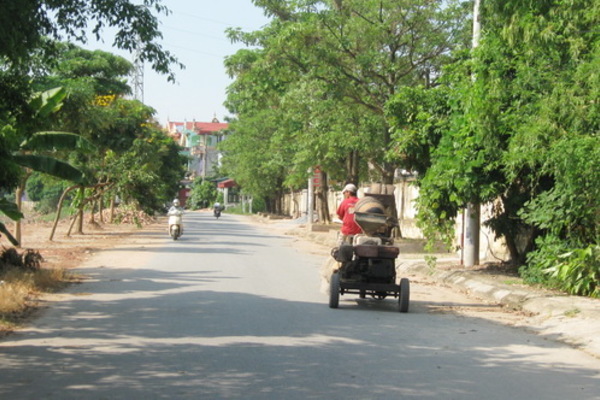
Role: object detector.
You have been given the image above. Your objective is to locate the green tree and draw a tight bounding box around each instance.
[33,45,186,218]
[223,0,470,214]
[0,0,180,80]
[104,125,187,214]
[231,0,471,183]
[187,179,218,210]
[396,0,599,289]
[0,1,182,221]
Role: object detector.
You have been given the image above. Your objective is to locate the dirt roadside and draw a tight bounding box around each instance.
[1,218,164,272]
[0,216,166,335]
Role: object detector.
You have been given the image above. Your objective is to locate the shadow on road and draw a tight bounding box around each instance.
[1,264,599,399]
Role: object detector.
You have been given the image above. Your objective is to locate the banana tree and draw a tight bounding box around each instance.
[0,88,93,246]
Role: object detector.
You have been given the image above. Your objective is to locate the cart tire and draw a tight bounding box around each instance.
[329,272,340,309]
[399,278,410,313]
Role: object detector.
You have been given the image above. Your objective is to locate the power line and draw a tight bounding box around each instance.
[169,10,266,31]
[163,43,226,59]
[162,25,230,43]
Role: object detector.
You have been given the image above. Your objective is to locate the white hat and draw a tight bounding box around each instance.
[342,183,357,193]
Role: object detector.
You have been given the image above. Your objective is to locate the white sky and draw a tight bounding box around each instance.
[83,0,270,125]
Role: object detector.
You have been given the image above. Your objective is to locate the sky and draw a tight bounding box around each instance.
[83,0,270,126]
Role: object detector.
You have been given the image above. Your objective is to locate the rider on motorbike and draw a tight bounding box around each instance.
[168,199,183,215]
[168,199,184,237]
[213,202,223,218]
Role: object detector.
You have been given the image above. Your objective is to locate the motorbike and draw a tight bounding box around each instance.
[168,208,183,240]
[213,204,223,219]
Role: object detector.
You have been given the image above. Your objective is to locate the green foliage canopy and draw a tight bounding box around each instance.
[223,0,471,205]
[395,0,599,294]
[0,0,181,80]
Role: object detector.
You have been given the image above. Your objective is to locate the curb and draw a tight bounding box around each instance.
[400,261,600,359]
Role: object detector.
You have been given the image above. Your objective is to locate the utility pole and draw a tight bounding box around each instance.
[463,0,482,267]
[132,39,144,102]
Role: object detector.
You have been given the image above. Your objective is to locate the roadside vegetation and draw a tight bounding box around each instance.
[0,0,186,329]
[1,1,187,247]
[0,247,74,333]
[221,1,599,297]
[186,178,221,210]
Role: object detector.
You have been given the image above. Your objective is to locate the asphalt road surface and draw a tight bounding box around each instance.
[1,212,599,399]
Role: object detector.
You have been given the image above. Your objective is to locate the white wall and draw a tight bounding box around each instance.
[280,180,509,263]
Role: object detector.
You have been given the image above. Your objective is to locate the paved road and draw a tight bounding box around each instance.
[1,212,599,399]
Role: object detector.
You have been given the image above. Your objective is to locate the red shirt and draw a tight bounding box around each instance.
[337,196,362,235]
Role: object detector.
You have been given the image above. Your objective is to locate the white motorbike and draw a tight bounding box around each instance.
[168,208,183,240]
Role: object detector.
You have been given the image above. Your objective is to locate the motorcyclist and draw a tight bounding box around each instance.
[168,199,183,216]
[213,202,223,217]
[168,199,184,236]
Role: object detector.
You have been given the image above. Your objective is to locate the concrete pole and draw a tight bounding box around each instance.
[472,0,481,48]
[464,203,480,266]
[463,0,482,267]
[203,134,208,178]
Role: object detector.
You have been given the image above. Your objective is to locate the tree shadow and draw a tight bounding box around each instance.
[1,271,599,399]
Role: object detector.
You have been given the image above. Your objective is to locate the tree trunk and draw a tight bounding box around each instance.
[49,185,80,241]
[109,196,116,223]
[14,184,24,247]
[381,160,396,185]
[504,234,521,266]
[276,191,283,215]
[76,187,85,234]
[99,194,104,223]
[89,196,96,224]
[346,150,360,184]
[13,171,32,247]
[67,212,78,236]
[316,170,331,223]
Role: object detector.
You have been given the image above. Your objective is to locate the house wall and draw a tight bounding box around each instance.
[280,180,509,263]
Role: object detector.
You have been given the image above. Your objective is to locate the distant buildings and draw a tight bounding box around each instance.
[166,117,239,207]
[165,117,229,179]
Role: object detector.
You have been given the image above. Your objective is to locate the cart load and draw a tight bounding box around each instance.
[329,190,409,312]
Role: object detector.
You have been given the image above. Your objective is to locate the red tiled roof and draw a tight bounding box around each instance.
[167,120,228,135]
[217,178,236,189]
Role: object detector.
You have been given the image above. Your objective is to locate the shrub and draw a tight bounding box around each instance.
[522,236,600,297]
[187,179,218,210]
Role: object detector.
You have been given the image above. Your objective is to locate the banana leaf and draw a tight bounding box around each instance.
[12,154,86,183]
[0,222,19,246]
[28,87,67,118]
[20,131,95,152]
[0,199,21,246]
[0,198,23,221]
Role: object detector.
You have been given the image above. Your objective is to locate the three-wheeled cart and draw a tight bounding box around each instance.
[329,193,410,312]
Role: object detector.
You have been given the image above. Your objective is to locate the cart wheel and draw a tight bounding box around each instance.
[329,272,340,309]
[399,278,410,313]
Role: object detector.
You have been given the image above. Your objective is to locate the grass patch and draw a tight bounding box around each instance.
[0,256,75,333]
[222,205,252,215]
[501,279,522,285]
[564,308,581,318]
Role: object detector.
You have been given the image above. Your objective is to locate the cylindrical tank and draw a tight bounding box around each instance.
[354,197,387,236]
[355,197,385,215]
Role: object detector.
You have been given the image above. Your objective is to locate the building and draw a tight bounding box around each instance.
[166,117,229,179]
